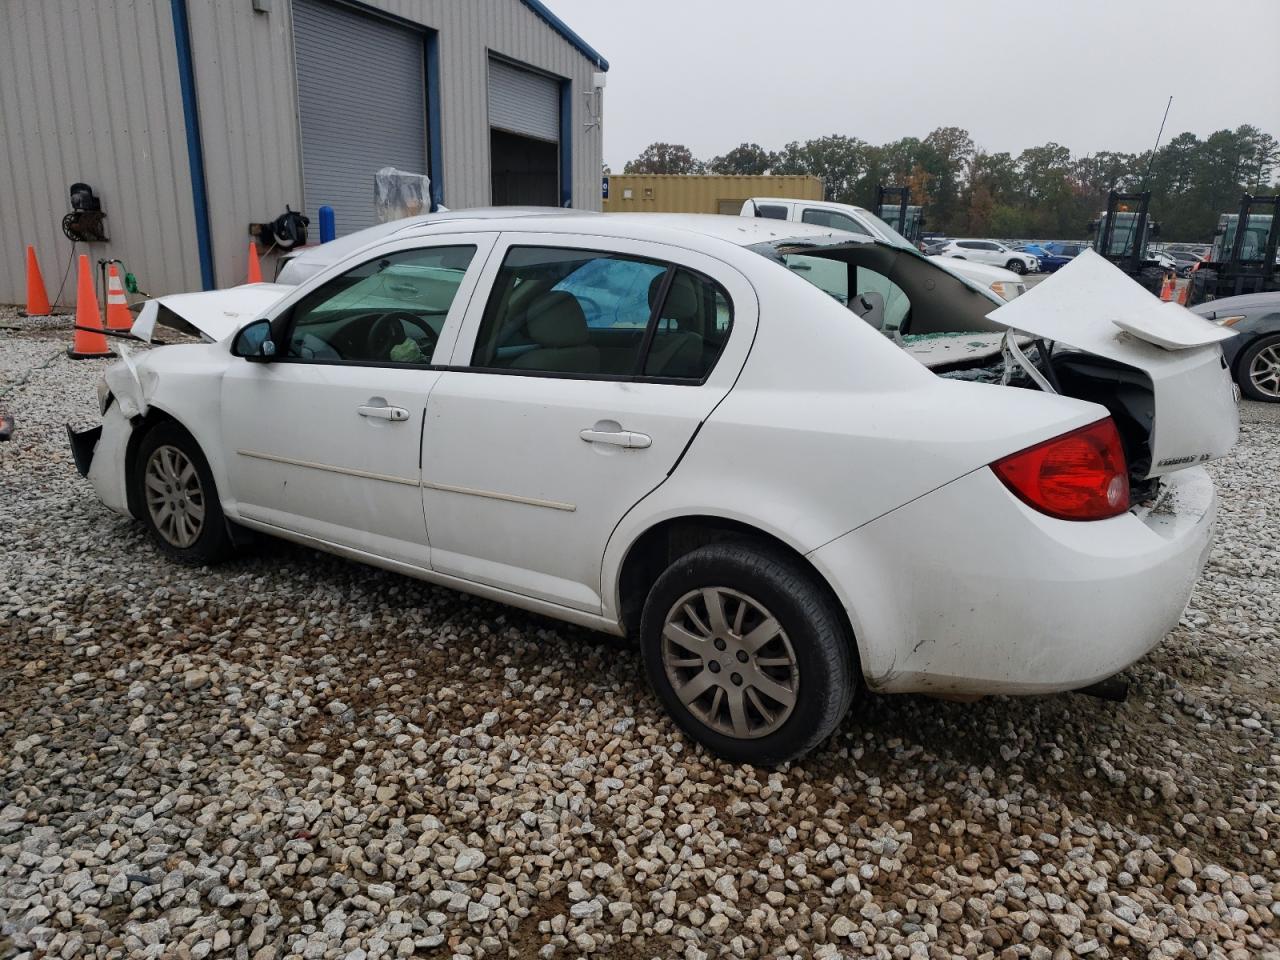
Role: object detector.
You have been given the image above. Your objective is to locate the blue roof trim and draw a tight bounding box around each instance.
[519,0,608,70]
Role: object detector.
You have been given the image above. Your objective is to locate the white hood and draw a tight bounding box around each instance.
[989,250,1238,479]
[931,257,1022,284]
[131,283,292,343]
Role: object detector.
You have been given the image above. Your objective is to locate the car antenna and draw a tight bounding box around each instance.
[1141,95,1173,189]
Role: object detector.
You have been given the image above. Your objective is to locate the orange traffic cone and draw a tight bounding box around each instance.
[23,244,52,316]
[67,255,112,359]
[246,242,262,284]
[1158,275,1173,301]
[105,264,132,331]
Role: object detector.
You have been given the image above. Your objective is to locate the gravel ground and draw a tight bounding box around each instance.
[1,307,1277,960]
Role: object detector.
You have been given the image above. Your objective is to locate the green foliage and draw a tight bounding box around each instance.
[708,143,776,176]
[621,124,1278,241]
[623,142,705,175]
[772,135,870,203]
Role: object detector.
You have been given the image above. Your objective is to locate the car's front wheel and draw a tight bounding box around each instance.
[640,543,856,765]
[1006,259,1027,275]
[1238,334,1280,403]
[133,421,234,563]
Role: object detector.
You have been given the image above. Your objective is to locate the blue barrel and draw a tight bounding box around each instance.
[319,206,336,243]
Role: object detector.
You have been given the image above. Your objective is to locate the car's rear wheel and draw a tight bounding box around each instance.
[640,542,856,765]
[134,421,234,563]
[1006,259,1027,275]
[1239,334,1280,402]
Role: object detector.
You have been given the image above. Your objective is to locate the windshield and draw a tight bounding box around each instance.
[857,209,916,250]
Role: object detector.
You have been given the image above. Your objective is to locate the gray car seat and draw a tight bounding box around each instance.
[509,290,600,373]
[645,272,705,377]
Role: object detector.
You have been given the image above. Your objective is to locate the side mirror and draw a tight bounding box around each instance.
[1086,220,1099,235]
[232,318,276,362]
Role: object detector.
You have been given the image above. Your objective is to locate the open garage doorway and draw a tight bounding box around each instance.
[490,129,558,206]
[488,57,564,208]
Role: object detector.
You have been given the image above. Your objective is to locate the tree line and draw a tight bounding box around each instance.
[619,126,1280,242]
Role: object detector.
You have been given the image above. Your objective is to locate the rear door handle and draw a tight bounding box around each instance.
[579,428,651,449]
[358,403,410,422]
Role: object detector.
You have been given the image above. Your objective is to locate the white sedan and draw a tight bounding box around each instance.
[70,212,1238,764]
[934,238,1040,275]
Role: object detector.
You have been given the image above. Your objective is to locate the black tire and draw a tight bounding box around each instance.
[1137,266,1167,295]
[1005,259,1027,275]
[1190,268,1218,305]
[639,542,857,765]
[133,421,235,563]
[1237,334,1280,403]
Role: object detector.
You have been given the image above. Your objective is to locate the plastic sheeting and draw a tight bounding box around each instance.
[374,167,432,223]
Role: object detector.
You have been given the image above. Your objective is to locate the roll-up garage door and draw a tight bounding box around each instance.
[293,0,428,235]
[488,58,560,142]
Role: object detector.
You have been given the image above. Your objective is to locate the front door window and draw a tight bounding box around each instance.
[282,246,477,365]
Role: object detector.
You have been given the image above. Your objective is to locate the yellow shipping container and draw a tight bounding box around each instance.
[602,174,824,215]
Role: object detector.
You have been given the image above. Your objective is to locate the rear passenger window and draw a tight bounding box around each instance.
[801,209,871,237]
[755,204,788,220]
[470,247,733,382]
[643,269,732,379]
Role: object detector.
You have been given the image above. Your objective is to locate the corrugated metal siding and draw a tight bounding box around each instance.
[488,58,559,142]
[293,0,428,236]
[0,0,201,304]
[184,0,602,286]
[603,176,826,214]
[183,1,306,287]
[0,0,604,301]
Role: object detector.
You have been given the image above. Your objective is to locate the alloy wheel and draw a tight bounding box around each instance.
[1249,344,1280,398]
[661,587,799,740]
[144,445,206,548]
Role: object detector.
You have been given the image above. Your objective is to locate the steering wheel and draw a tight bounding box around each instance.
[367,311,439,360]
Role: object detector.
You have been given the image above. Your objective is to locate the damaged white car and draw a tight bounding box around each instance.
[68,212,1238,764]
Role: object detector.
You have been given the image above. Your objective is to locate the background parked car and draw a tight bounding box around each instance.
[1189,290,1280,401]
[1166,249,1204,276]
[1015,244,1072,273]
[933,239,1039,275]
[1042,241,1090,259]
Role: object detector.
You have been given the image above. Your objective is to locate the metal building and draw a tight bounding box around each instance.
[0,0,607,303]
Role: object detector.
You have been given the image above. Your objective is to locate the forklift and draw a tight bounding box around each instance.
[875,185,926,247]
[1087,190,1169,295]
[1189,194,1280,304]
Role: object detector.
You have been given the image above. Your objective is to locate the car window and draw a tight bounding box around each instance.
[783,254,848,303]
[754,204,788,220]
[801,208,872,237]
[956,241,977,249]
[642,268,733,380]
[855,266,911,332]
[470,246,733,381]
[282,245,475,364]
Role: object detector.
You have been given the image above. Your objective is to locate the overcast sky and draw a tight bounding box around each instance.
[549,0,1280,169]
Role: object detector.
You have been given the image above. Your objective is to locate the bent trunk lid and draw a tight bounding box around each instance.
[131,283,291,343]
[987,251,1238,479]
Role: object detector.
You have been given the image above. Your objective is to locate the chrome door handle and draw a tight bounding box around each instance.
[579,428,651,449]
[357,403,410,421]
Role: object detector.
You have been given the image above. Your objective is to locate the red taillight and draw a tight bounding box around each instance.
[991,418,1130,521]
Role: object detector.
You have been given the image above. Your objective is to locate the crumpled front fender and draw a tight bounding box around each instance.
[103,346,150,418]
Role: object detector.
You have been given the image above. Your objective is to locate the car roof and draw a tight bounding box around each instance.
[278,210,869,284]
[748,197,874,214]
[395,210,855,248]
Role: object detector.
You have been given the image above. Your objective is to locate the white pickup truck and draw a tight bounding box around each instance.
[741,197,1027,301]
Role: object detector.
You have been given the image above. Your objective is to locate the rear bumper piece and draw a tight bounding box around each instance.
[66,424,102,477]
[809,466,1217,696]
